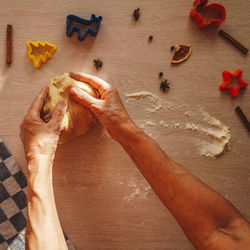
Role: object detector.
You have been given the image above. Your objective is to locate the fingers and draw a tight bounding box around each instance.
[70,87,100,109]
[28,85,49,117]
[50,100,67,128]
[69,72,111,96]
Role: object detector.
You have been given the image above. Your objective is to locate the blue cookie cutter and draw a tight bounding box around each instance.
[66,14,102,41]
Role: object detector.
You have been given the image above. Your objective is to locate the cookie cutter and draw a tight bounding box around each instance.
[190,0,226,28]
[27,41,56,68]
[219,69,248,98]
[66,14,102,41]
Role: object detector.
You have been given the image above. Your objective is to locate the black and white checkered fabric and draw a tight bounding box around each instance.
[0,138,27,249]
[0,138,75,250]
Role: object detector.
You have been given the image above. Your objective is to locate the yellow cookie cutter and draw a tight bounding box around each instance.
[27,41,56,68]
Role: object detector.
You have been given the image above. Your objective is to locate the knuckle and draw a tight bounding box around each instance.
[37,94,44,102]
[90,76,96,82]
[92,75,102,84]
[79,94,86,101]
[91,102,102,113]
[58,112,65,120]
[23,115,30,124]
[72,73,80,81]
[90,103,98,111]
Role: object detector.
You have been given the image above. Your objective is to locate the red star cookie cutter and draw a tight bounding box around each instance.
[190,0,226,28]
[219,70,248,98]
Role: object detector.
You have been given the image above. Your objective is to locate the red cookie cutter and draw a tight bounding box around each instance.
[190,0,226,28]
[219,69,248,98]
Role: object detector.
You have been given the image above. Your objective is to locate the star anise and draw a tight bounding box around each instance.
[160,79,170,92]
[133,8,140,21]
[93,58,103,70]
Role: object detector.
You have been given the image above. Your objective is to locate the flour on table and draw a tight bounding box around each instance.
[162,110,230,158]
[125,91,162,112]
[139,120,156,136]
[159,120,182,129]
[139,123,153,137]
[124,91,230,159]
[185,123,230,158]
[123,181,152,203]
[145,121,156,126]
[123,188,140,202]
[184,109,230,158]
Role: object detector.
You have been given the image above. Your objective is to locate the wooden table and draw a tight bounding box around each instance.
[0,0,249,249]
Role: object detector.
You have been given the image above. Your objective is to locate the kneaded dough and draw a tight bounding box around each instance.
[42,73,99,144]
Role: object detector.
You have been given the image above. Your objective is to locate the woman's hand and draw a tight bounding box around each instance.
[20,85,67,165]
[69,72,133,141]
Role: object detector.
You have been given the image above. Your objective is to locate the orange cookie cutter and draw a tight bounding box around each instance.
[190,0,226,28]
[27,41,56,68]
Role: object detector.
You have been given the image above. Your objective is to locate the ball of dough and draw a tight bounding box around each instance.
[42,73,99,144]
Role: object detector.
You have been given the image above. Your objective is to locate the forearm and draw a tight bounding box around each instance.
[26,156,67,250]
[114,119,248,248]
[67,72,249,248]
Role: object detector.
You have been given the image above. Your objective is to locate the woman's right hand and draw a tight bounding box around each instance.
[69,72,133,141]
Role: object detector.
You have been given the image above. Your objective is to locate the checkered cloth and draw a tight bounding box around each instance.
[0,138,75,250]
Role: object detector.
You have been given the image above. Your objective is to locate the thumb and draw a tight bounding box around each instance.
[50,100,67,126]
[70,87,99,108]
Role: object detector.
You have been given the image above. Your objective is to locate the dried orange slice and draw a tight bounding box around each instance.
[171,45,192,64]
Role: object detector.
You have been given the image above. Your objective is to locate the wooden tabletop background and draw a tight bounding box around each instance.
[0,0,249,249]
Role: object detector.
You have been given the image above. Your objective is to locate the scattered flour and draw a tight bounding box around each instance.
[139,123,152,137]
[145,121,156,126]
[185,123,230,158]
[159,120,168,127]
[123,188,141,202]
[185,109,225,128]
[124,91,231,159]
[183,108,230,158]
[125,91,162,112]
[159,121,182,129]
[123,181,152,203]
[139,120,156,136]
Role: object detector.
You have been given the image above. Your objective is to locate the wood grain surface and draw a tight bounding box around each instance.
[0,0,249,249]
